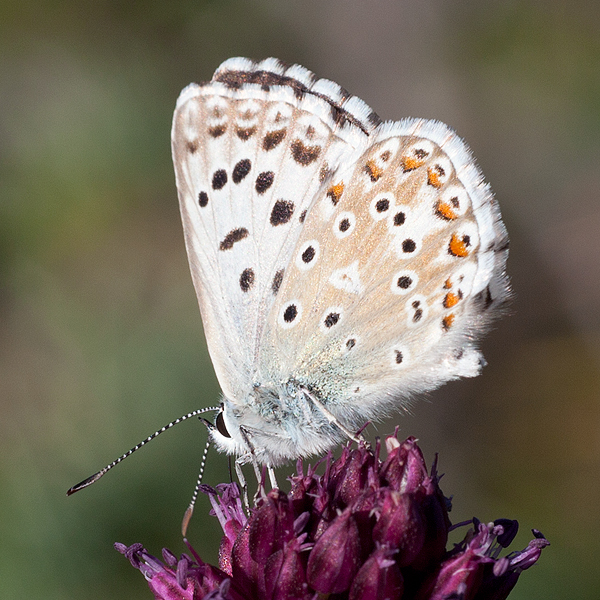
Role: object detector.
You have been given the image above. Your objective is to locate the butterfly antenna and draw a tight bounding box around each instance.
[66,407,220,496]
[181,430,212,536]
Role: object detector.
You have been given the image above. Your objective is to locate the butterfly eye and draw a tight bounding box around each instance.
[215,411,231,438]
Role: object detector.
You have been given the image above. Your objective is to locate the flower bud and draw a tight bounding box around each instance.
[380,435,427,493]
[231,522,264,598]
[417,544,488,600]
[248,490,295,563]
[349,545,404,600]
[306,508,362,593]
[372,490,426,567]
[264,537,311,600]
[327,442,375,508]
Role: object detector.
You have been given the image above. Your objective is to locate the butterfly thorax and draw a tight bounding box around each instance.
[211,379,344,466]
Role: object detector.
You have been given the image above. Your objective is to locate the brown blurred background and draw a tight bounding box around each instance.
[1,1,599,598]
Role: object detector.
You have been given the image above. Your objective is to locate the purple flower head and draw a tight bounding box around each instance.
[118,433,547,599]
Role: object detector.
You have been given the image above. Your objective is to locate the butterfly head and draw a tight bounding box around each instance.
[209,402,246,457]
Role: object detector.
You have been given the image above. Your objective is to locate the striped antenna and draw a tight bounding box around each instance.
[66,407,220,496]
[182,423,213,536]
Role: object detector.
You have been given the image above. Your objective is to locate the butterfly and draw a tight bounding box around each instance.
[170,57,509,468]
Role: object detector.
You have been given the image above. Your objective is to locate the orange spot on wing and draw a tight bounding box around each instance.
[449,234,470,257]
[435,200,458,220]
[365,160,383,182]
[401,156,425,172]
[427,166,444,188]
[327,182,345,205]
[443,292,460,309]
[442,314,455,331]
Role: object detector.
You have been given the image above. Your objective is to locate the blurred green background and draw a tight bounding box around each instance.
[1,1,599,598]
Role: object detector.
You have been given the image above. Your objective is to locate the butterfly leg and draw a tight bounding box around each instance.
[234,458,250,510]
[251,461,265,505]
[233,459,264,509]
[237,426,267,504]
[235,456,250,511]
[267,466,278,490]
[303,388,366,446]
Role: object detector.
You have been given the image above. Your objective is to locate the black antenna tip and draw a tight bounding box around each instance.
[66,471,104,496]
[181,504,194,537]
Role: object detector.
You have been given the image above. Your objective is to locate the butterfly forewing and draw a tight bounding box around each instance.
[172,60,375,401]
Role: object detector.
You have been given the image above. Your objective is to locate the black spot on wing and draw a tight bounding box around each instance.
[272,269,284,295]
[232,159,251,183]
[219,228,249,251]
[396,276,412,289]
[283,304,298,323]
[270,200,294,225]
[393,212,405,226]
[212,169,228,190]
[239,268,255,292]
[198,191,209,207]
[236,127,256,140]
[376,198,390,212]
[208,125,226,138]
[255,171,275,194]
[302,246,316,263]
[263,129,287,151]
[402,239,416,253]
[291,140,321,165]
[324,312,340,328]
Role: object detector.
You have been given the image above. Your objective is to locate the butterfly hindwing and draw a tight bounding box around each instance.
[259,119,508,428]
